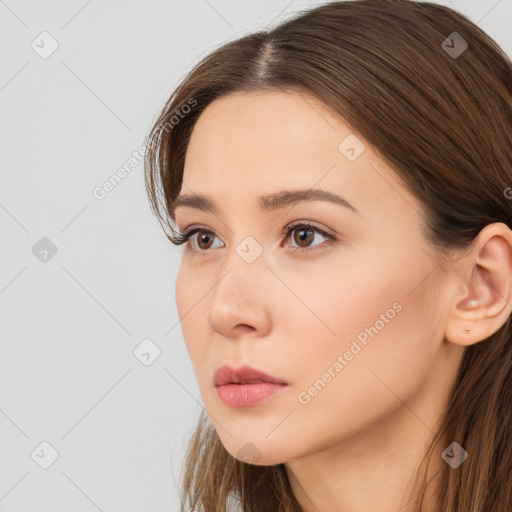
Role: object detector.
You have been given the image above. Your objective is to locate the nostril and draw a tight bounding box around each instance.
[233,324,255,335]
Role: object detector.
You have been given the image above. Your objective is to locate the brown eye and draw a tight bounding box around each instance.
[292,226,315,247]
[195,229,216,250]
[283,222,336,255]
[175,221,336,258]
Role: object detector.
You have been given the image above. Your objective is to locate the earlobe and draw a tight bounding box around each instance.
[444,223,512,347]
[445,293,483,346]
[462,300,479,335]
[458,300,476,335]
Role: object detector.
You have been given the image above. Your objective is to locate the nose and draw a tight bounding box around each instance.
[206,253,272,340]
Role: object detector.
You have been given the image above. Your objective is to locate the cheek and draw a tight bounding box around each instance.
[287,251,438,406]
[175,267,207,363]
[175,263,208,325]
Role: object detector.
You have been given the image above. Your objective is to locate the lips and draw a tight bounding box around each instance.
[213,364,288,387]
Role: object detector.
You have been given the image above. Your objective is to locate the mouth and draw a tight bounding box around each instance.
[213,364,288,387]
[213,364,288,407]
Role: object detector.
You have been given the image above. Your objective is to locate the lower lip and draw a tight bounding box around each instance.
[216,382,287,407]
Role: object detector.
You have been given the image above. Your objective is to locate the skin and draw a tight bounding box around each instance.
[173,90,512,512]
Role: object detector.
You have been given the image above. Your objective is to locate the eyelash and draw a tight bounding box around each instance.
[170,222,336,259]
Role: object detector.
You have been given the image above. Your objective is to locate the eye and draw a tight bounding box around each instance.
[170,221,337,257]
[282,222,336,254]
[172,227,222,252]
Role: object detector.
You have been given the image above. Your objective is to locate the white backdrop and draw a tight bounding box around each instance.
[1,1,510,510]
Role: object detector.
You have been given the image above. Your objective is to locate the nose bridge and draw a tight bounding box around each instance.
[207,236,269,329]
[213,236,266,301]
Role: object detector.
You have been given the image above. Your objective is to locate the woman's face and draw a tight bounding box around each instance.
[174,90,463,465]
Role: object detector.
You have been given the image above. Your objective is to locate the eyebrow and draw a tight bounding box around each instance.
[172,188,359,216]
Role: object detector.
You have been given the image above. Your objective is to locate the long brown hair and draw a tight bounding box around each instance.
[144,1,512,510]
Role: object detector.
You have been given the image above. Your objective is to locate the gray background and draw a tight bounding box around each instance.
[0,0,510,510]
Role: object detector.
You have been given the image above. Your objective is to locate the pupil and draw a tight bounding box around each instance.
[200,232,211,248]
[296,228,313,246]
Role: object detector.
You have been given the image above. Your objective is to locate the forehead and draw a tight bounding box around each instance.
[188,89,342,148]
[183,90,355,186]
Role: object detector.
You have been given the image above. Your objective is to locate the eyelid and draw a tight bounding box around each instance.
[281,220,334,239]
[176,220,333,238]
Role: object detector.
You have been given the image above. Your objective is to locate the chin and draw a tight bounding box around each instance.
[221,438,290,466]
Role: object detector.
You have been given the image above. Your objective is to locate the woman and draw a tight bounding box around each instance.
[144,0,512,510]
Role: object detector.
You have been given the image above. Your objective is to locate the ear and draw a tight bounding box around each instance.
[444,222,512,346]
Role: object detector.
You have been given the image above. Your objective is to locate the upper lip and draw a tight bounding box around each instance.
[213,364,288,386]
